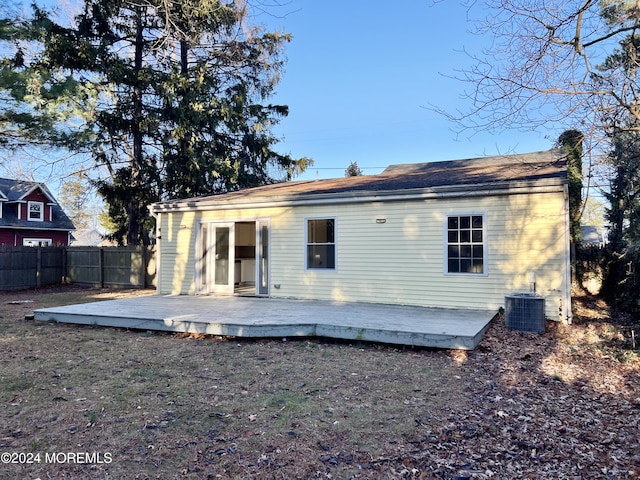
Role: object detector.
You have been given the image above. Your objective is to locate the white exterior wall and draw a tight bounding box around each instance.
[156,188,570,320]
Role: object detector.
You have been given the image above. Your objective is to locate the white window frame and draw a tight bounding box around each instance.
[28,201,44,222]
[23,238,52,247]
[305,217,337,271]
[444,213,488,276]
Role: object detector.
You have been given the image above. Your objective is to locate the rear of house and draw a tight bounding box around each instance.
[150,150,571,322]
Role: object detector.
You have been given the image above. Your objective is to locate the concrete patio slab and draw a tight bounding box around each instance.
[34,295,496,350]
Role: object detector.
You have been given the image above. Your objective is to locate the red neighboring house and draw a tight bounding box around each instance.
[0,178,75,246]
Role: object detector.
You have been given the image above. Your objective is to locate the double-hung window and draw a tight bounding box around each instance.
[446,214,486,274]
[28,201,44,221]
[306,218,336,270]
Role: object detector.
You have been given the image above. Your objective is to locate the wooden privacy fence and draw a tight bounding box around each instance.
[0,246,66,290]
[66,246,156,287]
[0,246,156,290]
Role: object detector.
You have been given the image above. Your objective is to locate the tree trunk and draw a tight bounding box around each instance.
[128,5,145,246]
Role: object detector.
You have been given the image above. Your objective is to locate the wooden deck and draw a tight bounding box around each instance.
[34,295,496,350]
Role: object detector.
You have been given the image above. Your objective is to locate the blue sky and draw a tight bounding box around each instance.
[258,1,557,180]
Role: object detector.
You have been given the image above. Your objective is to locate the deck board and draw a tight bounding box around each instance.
[34,295,496,350]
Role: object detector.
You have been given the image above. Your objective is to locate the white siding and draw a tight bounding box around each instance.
[156,189,569,320]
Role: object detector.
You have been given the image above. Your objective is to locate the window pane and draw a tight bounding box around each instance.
[448,259,460,273]
[308,219,334,244]
[473,245,483,258]
[460,245,471,257]
[448,231,458,243]
[460,216,471,229]
[460,259,472,273]
[472,230,483,243]
[460,230,470,243]
[472,259,484,273]
[448,245,460,257]
[448,217,458,229]
[472,216,483,228]
[307,245,335,269]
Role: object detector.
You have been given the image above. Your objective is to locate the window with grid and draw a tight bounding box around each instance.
[447,215,485,274]
[28,201,44,221]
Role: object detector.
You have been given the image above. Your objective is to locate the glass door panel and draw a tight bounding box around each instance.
[214,226,230,286]
[212,224,234,294]
[199,222,235,294]
[256,220,269,296]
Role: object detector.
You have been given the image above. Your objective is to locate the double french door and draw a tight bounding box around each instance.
[198,220,269,296]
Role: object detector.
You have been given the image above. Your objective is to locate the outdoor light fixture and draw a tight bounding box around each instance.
[376,218,386,224]
[528,272,536,292]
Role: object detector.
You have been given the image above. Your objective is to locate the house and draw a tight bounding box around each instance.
[70,228,117,247]
[0,178,75,246]
[149,150,572,322]
[580,225,605,248]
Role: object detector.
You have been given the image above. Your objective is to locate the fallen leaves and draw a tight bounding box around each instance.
[0,287,638,479]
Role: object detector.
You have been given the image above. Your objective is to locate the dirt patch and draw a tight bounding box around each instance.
[0,286,639,479]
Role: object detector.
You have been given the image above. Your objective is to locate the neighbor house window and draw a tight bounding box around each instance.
[23,238,52,247]
[446,215,486,274]
[306,218,336,269]
[28,201,44,221]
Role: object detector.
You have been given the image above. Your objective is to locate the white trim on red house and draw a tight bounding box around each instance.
[16,183,57,204]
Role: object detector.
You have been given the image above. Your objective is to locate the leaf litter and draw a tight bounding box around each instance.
[0,285,638,479]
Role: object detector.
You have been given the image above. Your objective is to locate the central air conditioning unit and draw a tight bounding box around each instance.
[504,292,545,334]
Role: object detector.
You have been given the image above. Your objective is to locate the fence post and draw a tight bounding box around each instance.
[62,247,67,284]
[36,246,42,288]
[99,247,105,288]
[141,246,147,288]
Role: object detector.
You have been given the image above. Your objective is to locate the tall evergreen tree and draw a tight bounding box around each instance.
[156,0,310,199]
[0,0,309,245]
[0,9,92,149]
[601,127,640,307]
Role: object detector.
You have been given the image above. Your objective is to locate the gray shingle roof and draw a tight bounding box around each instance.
[0,178,75,231]
[151,149,568,212]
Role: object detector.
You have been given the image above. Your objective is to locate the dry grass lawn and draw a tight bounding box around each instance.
[0,285,639,479]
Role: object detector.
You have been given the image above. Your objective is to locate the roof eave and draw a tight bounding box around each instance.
[149,177,567,214]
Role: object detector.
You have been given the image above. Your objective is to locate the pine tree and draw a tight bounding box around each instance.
[0,0,310,244]
[345,161,363,177]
